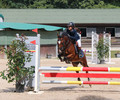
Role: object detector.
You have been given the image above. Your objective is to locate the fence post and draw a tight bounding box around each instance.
[34,45,40,92]
[92,32,98,63]
[103,33,111,63]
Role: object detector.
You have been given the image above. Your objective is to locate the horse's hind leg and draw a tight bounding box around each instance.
[82,62,91,87]
[72,62,81,84]
[76,71,81,81]
[86,65,90,81]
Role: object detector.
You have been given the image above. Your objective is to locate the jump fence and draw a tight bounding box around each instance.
[39,67,120,72]
[42,80,120,85]
[33,66,120,92]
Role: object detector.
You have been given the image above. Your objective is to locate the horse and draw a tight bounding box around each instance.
[57,31,91,86]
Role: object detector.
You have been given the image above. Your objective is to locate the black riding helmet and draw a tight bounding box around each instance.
[67,22,75,28]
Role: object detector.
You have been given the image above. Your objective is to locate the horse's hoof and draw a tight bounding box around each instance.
[60,59,64,62]
[89,84,92,88]
[66,61,71,64]
[79,84,84,88]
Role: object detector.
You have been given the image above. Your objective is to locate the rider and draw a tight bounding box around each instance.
[64,22,83,58]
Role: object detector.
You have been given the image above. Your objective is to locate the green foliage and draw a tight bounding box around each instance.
[0,37,34,84]
[96,37,109,61]
[29,0,54,8]
[1,0,34,8]
[111,51,120,58]
[0,0,120,8]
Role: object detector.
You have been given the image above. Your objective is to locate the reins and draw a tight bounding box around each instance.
[61,35,76,59]
[62,36,71,51]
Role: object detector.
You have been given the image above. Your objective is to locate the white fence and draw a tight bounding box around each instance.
[91,32,111,64]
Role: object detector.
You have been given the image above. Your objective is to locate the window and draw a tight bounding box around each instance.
[78,27,86,37]
[106,27,115,37]
[115,28,120,37]
[86,28,96,38]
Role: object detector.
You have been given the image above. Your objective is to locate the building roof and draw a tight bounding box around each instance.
[0,9,120,24]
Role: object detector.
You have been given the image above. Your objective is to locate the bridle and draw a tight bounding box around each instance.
[58,35,71,54]
[57,33,77,61]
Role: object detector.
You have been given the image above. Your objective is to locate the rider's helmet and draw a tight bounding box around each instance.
[67,22,75,28]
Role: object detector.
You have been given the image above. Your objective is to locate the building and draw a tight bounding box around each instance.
[0,9,120,58]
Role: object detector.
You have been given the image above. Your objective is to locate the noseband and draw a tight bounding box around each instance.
[58,36,71,52]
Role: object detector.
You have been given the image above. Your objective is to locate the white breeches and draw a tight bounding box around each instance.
[77,39,81,47]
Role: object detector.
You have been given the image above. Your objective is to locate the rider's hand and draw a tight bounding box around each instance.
[67,34,71,38]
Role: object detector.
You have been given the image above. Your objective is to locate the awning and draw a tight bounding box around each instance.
[0,14,4,20]
[0,22,65,31]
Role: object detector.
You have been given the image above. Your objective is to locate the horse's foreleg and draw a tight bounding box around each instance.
[58,54,64,62]
[66,54,74,61]
[66,54,73,58]
[63,54,74,64]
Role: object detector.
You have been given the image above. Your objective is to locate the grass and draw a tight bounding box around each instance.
[111,51,120,58]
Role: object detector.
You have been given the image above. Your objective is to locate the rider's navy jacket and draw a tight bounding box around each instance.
[64,29,80,41]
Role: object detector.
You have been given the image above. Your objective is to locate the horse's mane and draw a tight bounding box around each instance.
[58,31,68,38]
[58,31,76,45]
[74,27,81,33]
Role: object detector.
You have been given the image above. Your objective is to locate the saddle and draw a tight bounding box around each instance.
[74,44,84,58]
[68,35,84,58]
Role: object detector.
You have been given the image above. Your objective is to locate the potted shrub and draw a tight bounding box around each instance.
[0,36,34,92]
[96,36,109,64]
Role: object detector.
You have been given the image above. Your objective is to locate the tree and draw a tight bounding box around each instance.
[0,0,120,8]
[0,35,34,92]
[29,0,54,8]
[96,34,109,64]
[1,0,35,8]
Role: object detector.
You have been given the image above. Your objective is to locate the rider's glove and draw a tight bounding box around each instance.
[67,34,71,38]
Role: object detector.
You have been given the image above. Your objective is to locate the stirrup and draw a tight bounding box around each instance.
[79,50,84,58]
[79,54,84,58]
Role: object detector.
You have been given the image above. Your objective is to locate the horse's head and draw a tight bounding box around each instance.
[57,32,69,54]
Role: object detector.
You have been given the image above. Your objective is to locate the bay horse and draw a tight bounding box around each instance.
[57,31,91,86]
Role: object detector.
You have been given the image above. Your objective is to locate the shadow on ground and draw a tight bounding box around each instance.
[0,88,15,93]
[77,95,112,100]
[45,86,120,94]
